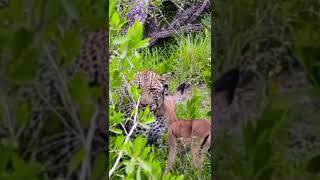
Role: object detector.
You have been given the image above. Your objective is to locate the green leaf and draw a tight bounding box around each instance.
[69,147,86,172]
[133,39,150,49]
[15,102,31,128]
[113,36,128,45]
[115,135,125,149]
[110,110,123,125]
[111,70,121,88]
[108,0,116,18]
[9,27,33,57]
[0,28,10,51]
[11,153,43,180]
[9,0,24,22]
[125,161,135,175]
[253,141,272,174]
[140,147,151,159]
[92,153,107,180]
[44,0,63,23]
[61,0,79,20]
[243,120,256,156]
[137,158,151,172]
[127,21,144,44]
[130,85,140,101]
[306,154,320,174]
[122,142,132,156]
[110,127,122,134]
[136,166,142,180]
[58,28,81,65]
[0,144,11,173]
[68,72,95,124]
[110,11,120,28]
[6,47,40,83]
[133,136,147,157]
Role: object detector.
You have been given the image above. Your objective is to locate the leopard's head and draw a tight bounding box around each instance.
[134,71,169,111]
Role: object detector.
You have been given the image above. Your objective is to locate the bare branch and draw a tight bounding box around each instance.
[109,97,140,178]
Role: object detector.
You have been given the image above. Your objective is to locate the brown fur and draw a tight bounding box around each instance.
[155,96,211,174]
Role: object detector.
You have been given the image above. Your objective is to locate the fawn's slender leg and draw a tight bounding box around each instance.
[164,133,177,174]
[191,136,202,169]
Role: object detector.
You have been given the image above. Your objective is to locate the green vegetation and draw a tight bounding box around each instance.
[214,0,320,179]
[0,0,106,179]
[109,0,211,179]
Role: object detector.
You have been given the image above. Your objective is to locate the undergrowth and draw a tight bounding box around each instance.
[109,0,211,179]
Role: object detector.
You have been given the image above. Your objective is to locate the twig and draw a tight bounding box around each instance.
[109,97,140,178]
[79,110,98,180]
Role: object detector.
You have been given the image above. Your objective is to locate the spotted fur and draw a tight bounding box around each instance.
[122,70,170,146]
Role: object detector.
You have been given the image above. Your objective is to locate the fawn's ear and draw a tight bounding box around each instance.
[176,82,191,95]
[213,68,240,105]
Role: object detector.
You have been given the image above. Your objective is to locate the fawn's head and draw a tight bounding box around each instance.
[155,95,176,116]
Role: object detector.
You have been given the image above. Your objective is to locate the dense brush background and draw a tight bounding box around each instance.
[214,0,320,179]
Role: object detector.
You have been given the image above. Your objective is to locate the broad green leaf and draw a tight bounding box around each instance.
[111,70,121,88]
[253,141,272,174]
[89,86,103,102]
[29,0,45,28]
[137,158,151,172]
[131,108,137,117]
[0,144,11,173]
[115,135,125,149]
[110,12,120,28]
[80,103,95,125]
[69,147,86,172]
[0,28,10,51]
[243,120,256,156]
[92,153,107,180]
[68,72,95,124]
[113,36,128,45]
[11,153,43,180]
[108,0,116,18]
[58,28,81,65]
[130,85,140,101]
[6,47,40,83]
[176,175,184,180]
[127,21,144,44]
[44,0,63,23]
[15,102,31,128]
[133,39,150,49]
[110,127,122,134]
[122,141,132,156]
[133,136,147,157]
[61,0,79,20]
[140,147,151,159]
[136,166,141,180]
[125,161,135,175]
[9,0,24,22]
[306,154,320,174]
[110,110,123,125]
[9,27,33,57]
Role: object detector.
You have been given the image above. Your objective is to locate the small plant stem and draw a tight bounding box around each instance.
[109,97,140,178]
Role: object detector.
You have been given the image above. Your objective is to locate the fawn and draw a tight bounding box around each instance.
[155,95,211,174]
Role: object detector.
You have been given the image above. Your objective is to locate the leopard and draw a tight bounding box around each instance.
[18,30,107,179]
[121,70,171,146]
